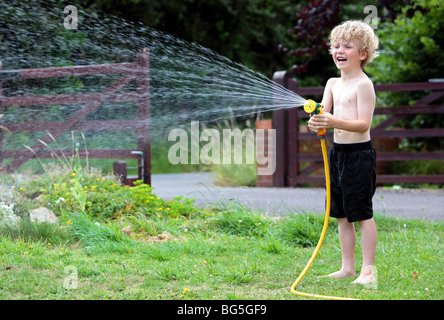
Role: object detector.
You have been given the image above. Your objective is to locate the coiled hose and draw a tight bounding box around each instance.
[290,136,357,300]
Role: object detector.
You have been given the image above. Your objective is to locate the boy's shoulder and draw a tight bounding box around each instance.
[327,74,374,89]
[326,77,340,85]
[325,77,340,89]
[355,74,375,93]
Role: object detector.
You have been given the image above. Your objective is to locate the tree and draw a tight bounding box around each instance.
[366,0,444,85]
[277,0,341,78]
[91,0,297,77]
[365,0,444,152]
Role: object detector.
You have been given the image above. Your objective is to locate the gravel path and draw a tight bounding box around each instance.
[151,172,443,221]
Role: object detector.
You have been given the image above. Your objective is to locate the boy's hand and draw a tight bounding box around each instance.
[308,113,335,132]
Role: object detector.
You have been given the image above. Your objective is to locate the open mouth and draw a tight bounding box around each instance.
[337,57,347,62]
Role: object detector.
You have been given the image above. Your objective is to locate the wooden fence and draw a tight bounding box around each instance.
[0,49,151,185]
[271,71,444,187]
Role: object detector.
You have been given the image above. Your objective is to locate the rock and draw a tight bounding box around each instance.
[121,226,135,238]
[0,201,20,227]
[29,207,58,224]
[145,231,174,243]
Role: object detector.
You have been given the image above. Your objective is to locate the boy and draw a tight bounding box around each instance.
[308,20,379,284]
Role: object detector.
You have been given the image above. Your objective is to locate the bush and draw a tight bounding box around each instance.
[277,213,334,248]
[208,200,273,238]
[12,165,338,251]
[19,169,201,221]
[366,0,444,155]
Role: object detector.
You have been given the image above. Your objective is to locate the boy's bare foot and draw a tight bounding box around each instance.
[352,265,377,285]
[324,269,356,279]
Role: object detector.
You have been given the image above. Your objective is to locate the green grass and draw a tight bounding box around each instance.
[0,169,442,300]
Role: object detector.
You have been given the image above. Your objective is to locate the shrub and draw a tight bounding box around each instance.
[18,168,202,222]
[208,200,273,238]
[277,213,334,248]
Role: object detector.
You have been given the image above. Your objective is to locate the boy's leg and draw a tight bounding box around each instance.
[327,218,356,278]
[352,218,377,284]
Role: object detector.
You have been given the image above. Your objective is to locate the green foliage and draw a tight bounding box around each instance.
[67,211,139,254]
[213,162,257,187]
[0,0,89,69]
[0,216,72,245]
[208,200,273,238]
[1,167,443,300]
[15,167,340,249]
[20,170,200,221]
[277,213,335,248]
[367,0,444,85]
[365,0,444,176]
[95,0,297,76]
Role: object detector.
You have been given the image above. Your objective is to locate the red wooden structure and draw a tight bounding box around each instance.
[271,71,444,187]
[0,49,151,185]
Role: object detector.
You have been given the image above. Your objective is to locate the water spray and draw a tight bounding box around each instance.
[289,99,356,300]
[1,0,355,299]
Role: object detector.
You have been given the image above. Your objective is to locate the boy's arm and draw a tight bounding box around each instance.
[307,78,335,133]
[320,78,335,113]
[312,79,375,133]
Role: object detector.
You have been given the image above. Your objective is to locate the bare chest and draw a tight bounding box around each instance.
[331,83,358,119]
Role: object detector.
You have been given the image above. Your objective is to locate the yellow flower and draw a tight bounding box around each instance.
[71,173,76,177]
[66,220,72,225]
[171,293,175,297]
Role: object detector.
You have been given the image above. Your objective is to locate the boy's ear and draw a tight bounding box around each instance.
[359,50,368,61]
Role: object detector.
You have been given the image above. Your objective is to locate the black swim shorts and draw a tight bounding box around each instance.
[328,140,376,222]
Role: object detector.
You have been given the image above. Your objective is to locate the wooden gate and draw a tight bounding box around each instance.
[272,71,444,187]
[0,49,151,185]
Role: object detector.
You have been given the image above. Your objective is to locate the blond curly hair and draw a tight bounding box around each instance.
[329,20,379,68]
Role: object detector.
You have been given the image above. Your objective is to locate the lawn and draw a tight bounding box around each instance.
[0,168,442,301]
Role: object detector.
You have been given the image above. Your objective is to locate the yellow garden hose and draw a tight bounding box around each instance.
[290,100,357,300]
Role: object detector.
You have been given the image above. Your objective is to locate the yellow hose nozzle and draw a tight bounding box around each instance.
[303,99,318,113]
[304,99,326,137]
